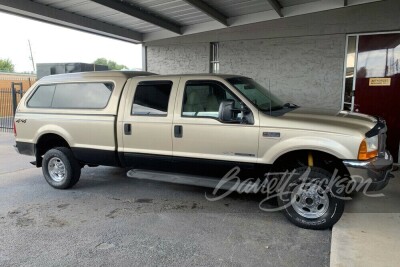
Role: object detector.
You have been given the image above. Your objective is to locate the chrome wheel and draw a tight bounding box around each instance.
[291,182,329,219]
[48,157,67,182]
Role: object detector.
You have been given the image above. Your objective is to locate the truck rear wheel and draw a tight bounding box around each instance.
[277,167,345,230]
[42,147,81,189]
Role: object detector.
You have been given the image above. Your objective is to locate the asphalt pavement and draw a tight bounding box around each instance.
[0,133,331,266]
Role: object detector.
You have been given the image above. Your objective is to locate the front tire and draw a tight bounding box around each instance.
[42,147,81,189]
[277,167,345,230]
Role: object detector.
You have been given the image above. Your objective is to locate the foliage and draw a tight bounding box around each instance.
[0,58,15,72]
[94,58,127,70]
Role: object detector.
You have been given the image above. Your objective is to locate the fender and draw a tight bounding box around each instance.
[259,136,355,165]
[34,125,74,147]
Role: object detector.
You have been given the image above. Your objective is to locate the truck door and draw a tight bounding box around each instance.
[172,78,260,177]
[120,77,180,168]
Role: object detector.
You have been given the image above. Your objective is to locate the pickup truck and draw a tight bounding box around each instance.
[14,71,393,229]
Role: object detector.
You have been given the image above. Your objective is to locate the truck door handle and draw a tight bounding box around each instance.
[124,123,132,135]
[174,125,183,138]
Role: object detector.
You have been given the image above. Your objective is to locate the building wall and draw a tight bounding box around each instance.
[0,73,36,90]
[147,43,209,74]
[0,73,36,117]
[146,35,346,110]
[219,35,345,109]
[145,0,400,110]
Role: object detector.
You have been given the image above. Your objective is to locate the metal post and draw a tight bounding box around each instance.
[11,82,18,116]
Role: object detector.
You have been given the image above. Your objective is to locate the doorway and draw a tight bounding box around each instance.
[343,32,400,163]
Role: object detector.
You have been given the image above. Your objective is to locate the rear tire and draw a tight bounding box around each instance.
[42,147,81,189]
[277,167,345,230]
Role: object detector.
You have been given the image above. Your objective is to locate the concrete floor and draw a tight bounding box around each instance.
[331,170,400,267]
[0,133,331,266]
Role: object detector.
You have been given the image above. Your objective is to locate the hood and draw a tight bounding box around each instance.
[262,107,377,136]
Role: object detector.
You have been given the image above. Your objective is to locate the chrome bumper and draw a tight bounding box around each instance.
[343,151,393,191]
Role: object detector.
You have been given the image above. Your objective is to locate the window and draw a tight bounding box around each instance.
[343,36,357,111]
[210,42,220,74]
[52,83,113,109]
[132,81,173,116]
[28,82,114,109]
[27,85,55,108]
[182,81,241,119]
[227,77,284,111]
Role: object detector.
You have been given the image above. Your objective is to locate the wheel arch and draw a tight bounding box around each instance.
[35,133,71,167]
[271,149,350,178]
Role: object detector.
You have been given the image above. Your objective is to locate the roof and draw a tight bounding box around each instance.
[0,0,383,43]
[39,71,156,82]
[38,71,247,82]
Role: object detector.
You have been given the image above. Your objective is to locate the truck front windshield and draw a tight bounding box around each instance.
[227,77,285,111]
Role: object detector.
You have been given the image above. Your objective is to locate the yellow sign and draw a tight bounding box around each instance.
[369,78,391,86]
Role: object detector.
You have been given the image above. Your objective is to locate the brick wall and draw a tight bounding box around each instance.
[0,74,36,117]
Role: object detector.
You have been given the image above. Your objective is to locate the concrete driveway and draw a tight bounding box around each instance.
[0,133,330,266]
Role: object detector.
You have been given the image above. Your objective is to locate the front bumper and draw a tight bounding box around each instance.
[343,151,393,191]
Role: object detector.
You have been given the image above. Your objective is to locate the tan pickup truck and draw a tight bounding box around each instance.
[14,71,393,229]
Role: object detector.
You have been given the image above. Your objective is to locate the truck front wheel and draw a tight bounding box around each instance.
[277,167,345,230]
[42,147,81,189]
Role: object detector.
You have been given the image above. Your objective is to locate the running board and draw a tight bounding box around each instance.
[127,169,238,191]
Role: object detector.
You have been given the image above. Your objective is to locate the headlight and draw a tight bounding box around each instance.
[358,135,379,160]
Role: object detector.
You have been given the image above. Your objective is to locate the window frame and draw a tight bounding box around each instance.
[131,80,174,117]
[181,79,250,123]
[26,81,115,110]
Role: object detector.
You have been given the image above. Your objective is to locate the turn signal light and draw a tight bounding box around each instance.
[358,139,378,160]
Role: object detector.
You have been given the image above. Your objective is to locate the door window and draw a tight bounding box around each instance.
[132,81,173,116]
[182,80,242,119]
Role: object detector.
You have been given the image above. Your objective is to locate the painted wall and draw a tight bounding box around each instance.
[147,43,209,74]
[219,35,345,109]
[146,35,345,110]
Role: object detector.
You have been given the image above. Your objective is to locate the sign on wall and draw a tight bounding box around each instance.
[369,78,391,86]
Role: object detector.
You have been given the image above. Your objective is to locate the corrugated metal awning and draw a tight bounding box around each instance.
[0,0,384,43]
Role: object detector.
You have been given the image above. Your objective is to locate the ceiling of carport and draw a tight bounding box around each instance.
[0,0,383,43]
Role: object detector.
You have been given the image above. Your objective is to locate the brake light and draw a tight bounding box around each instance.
[13,121,17,137]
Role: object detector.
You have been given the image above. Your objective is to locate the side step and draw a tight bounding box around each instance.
[127,169,238,191]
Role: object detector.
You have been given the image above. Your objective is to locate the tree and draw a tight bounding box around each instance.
[0,58,15,72]
[94,58,127,70]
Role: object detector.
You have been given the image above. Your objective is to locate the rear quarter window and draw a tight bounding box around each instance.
[27,85,56,108]
[27,82,114,109]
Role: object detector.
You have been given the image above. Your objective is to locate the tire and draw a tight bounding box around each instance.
[277,167,345,230]
[42,147,81,189]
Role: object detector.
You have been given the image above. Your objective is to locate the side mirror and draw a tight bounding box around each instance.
[218,100,235,122]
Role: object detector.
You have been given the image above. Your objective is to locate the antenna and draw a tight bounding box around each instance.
[28,40,36,73]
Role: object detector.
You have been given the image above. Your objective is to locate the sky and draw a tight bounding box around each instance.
[0,12,142,73]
